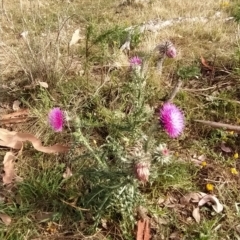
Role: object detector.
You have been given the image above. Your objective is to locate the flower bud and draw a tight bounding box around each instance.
[135,162,150,183]
[166,45,177,58]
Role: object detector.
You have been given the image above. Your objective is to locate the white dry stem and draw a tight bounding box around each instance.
[120,12,234,51]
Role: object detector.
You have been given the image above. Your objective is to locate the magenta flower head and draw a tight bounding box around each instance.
[160,103,184,138]
[166,45,177,58]
[48,107,65,132]
[129,56,142,67]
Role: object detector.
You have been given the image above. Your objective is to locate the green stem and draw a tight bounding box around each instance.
[78,130,107,168]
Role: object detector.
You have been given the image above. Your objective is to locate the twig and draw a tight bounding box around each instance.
[195,120,240,132]
[61,199,89,211]
[198,94,240,105]
[167,80,182,102]
[182,81,231,92]
[204,179,233,184]
[56,14,76,43]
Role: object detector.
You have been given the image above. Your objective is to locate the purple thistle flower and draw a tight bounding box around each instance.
[129,56,142,67]
[160,103,184,138]
[48,108,64,132]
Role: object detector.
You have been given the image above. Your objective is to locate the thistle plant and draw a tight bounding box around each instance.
[44,50,184,238]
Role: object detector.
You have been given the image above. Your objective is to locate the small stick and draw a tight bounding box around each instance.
[167,80,182,102]
[195,120,240,132]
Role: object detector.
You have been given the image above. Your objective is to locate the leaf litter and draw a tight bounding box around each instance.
[180,192,223,223]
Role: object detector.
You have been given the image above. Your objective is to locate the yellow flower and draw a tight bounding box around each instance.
[221,135,227,141]
[175,152,179,157]
[231,168,238,175]
[206,183,214,191]
[229,131,234,135]
[201,161,207,167]
[220,1,229,8]
[46,222,58,234]
[234,153,239,159]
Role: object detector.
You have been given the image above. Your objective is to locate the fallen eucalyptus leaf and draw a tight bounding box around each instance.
[0,128,69,153]
[220,142,232,153]
[192,207,201,223]
[198,195,223,213]
[180,192,206,205]
[0,213,11,226]
[200,56,214,71]
[2,152,16,184]
[136,218,150,240]
[38,81,48,88]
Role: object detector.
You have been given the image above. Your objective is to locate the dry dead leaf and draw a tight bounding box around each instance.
[198,195,223,213]
[157,197,165,205]
[38,81,48,88]
[152,215,168,225]
[63,167,72,179]
[180,192,222,223]
[169,231,181,240]
[69,29,82,46]
[220,142,232,153]
[192,207,201,223]
[136,219,150,240]
[236,225,240,234]
[180,192,206,205]
[0,213,11,226]
[12,100,21,111]
[200,56,214,71]
[2,152,16,184]
[101,218,108,229]
[0,128,69,153]
[191,154,207,166]
[19,31,28,39]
